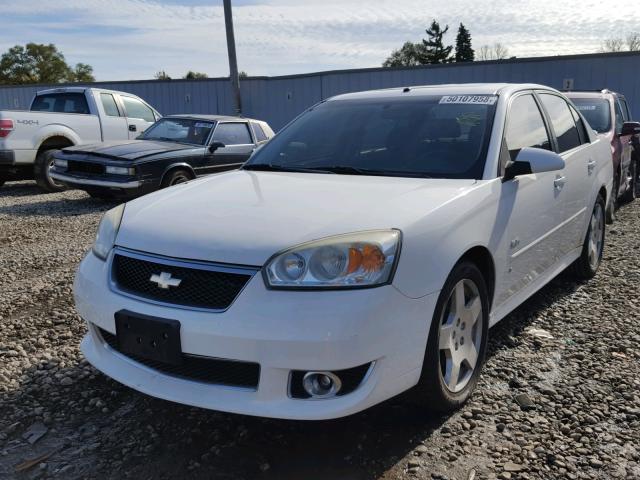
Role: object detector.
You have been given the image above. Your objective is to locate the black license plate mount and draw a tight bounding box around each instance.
[115,310,182,366]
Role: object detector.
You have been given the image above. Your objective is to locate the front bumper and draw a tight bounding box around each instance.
[75,250,438,420]
[50,169,154,197]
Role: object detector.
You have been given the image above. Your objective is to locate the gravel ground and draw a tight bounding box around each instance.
[0,180,639,480]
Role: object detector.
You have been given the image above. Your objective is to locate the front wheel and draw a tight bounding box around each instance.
[621,161,637,204]
[570,194,605,279]
[34,150,66,193]
[410,261,489,412]
[161,168,193,188]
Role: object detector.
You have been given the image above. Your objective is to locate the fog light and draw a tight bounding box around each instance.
[302,371,342,398]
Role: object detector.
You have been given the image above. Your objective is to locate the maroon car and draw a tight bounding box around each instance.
[566,89,640,222]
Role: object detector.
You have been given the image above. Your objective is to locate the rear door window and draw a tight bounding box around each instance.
[505,94,551,161]
[614,101,625,135]
[121,96,156,122]
[31,93,89,114]
[100,93,121,117]
[539,94,582,152]
[213,123,253,145]
[568,105,589,144]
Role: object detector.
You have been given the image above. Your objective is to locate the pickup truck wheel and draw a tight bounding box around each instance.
[409,261,489,412]
[570,194,605,280]
[34,150,66,193]
[161,169,192,188]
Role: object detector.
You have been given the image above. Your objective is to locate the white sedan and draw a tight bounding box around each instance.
[75,83,612,419]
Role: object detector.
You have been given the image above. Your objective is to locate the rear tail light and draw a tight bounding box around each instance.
[0,119,14,138]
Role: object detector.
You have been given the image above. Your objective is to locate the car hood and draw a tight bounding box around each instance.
[116,170,477,266]
[64,140,196,160]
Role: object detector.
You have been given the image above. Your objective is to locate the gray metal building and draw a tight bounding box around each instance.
[1,51,639,131]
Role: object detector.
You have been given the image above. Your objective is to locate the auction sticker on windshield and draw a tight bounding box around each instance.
[439,95,497,105]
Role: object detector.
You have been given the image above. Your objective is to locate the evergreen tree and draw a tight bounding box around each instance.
[455,23,474,62]
[420,20,452,64]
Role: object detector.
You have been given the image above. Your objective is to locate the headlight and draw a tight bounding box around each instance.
[92,204,125,260]
[106,165,135,175]
[54,158,68,168]
[264,230,401,289]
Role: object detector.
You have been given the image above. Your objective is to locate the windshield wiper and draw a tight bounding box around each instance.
[317,165,432,178]
[242,163,334,174]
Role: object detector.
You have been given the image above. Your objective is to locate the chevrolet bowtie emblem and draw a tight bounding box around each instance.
[149,272,182,289]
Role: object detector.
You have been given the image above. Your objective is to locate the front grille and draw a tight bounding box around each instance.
[68,160,105,175]
[290,363,373,399]
[97,327,260,389]
[112,251,254,310]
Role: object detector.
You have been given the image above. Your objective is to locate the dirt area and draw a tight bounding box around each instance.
[0,181,638,480]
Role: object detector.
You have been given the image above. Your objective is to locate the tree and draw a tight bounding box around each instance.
[493,43,509,60]
[0,43,93,85]
[600,38,624,52]
[184,71,208,79]
[454,23,474,62]
[477,43,510,61]
[382,20,453,67]
[239,71,248,79]
[626,32,640,51]
[154,70,171,80]
[419,20,453,64]
[382,41,422,67]
[70,63,95,82]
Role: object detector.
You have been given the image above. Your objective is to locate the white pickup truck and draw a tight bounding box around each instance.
[0,87,160,191]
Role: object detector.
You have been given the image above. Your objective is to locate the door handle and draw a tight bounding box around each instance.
[128,124,137,132]
[554,176,567,189]
[587,159,596,174]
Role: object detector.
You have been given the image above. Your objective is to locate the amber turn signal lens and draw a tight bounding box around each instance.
[347,245,385,274]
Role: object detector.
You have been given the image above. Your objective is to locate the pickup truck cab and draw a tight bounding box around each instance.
[0,87,160,192]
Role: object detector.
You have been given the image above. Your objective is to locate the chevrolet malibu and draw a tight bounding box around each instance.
[75,84,612,420]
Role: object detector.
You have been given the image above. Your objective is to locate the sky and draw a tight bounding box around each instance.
[0,0,637,81]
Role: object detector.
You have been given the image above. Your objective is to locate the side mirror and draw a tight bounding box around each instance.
[620,121,640,136]
[209,141,225,153]
[503,147,565,182]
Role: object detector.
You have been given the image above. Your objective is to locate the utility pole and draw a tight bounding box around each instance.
[223,0,242,114]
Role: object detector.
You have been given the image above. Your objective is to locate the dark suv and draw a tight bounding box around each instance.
[566,90,640,222]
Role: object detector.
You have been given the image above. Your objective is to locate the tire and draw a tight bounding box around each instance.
[621,161,637,204]
[570,194,605,280]
[161,168,192,188]
[605,169,619,224]
[0,178,5,188]
[34,150,66,193]
[410,261,489,412]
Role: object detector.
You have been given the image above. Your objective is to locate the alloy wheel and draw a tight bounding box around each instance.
[438,279,484,393]
[588,201,604,270]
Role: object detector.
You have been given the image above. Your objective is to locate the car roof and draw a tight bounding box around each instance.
[164,114,262,123]
[327,83,560,101]
[564,90,621,100]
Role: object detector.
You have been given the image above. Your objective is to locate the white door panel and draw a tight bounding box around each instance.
[495,171,565,307]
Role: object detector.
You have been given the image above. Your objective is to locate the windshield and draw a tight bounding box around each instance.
[570,98,611,133]
[244,95,497,179]
[141,118,215,145]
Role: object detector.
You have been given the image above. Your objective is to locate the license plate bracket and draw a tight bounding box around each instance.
[115,310,182,366]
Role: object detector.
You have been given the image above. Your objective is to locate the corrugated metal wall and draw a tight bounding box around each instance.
[1,51,639,131]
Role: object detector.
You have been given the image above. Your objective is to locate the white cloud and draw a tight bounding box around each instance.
[0,0,638,80]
